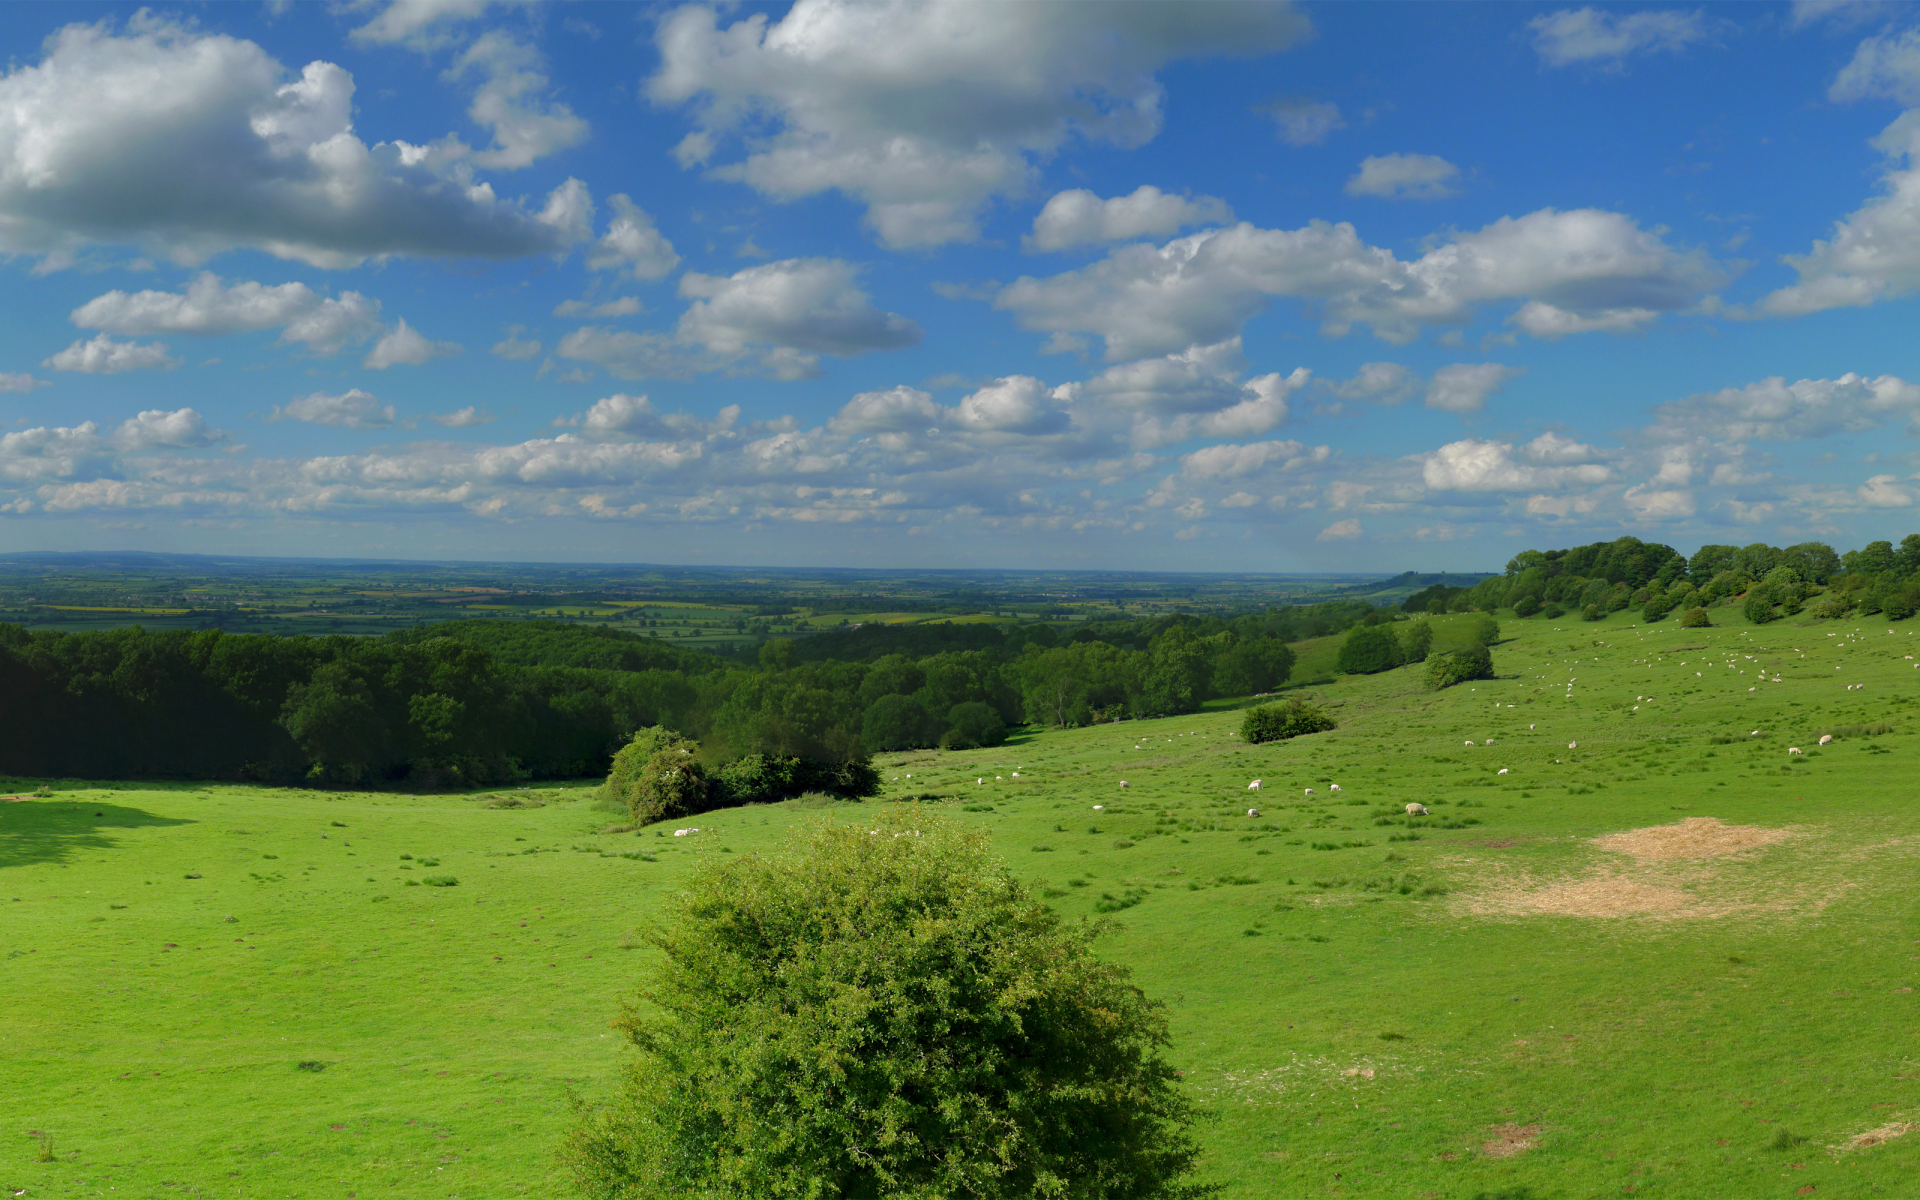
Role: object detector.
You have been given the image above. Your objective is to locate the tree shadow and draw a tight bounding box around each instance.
[0,800,194,870]
[1472,1189,1548,1200]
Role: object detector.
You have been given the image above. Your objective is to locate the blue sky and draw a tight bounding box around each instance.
[3,0,1920,571]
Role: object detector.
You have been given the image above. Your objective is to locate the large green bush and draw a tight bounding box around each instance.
[1398,620,1434,663]
[1335,622,1404,674]
[597,726,699,814]
[1425,644,1494,690]
[562,812,1213,1200]
[941,700,1008,750]
[1743,590,1778,625]
[1679,606,1711,628]
[1241,697,1336,744]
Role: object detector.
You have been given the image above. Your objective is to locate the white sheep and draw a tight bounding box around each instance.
[1304,787,1315,797]
[1330,783,1342,792]
[1093,804,1106,810]
[1819,734,1833,745]
[1118,782,1128,789]
[1788,747,1803,755]
[1465,740,1476,746]
[1498,768,1509,775]
[1247,779,1262,791]
[1247,808,1261,818]
[1405,803,1430,816]
[1568,741,1578,750]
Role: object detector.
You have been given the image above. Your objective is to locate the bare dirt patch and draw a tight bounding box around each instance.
[1595,816,1795,861]
[1481,1123,1541,1158]
[1473,872,1698,919]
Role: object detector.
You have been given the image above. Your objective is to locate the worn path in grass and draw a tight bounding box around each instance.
[5,610,1920,1197]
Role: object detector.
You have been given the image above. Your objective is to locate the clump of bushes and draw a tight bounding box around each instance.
[599,726,880,825]
[1425,644,1494,690]
[1336,623,1403,674]
[1679,606,1711,628]
[1242,697,1336,744]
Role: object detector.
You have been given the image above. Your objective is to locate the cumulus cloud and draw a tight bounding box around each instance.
[0,372,46,392]
[1424,363,1524,413]
[70,273,386,355]
[1528,7,1709,67]
[674,258,921,377]
[1180,438,1329,479]
[1762,31,1920,315]
[1645,372,1920,441]
[1026,186,1233,252]
[269,388,395,428]
[1259,97,1345,146]
[0,19,591,268]
[1317,517,1363,540]
[555,328,708,381]
[831,386,944,434]
[1858,473,1915,506]
[953,376,1072,435]
[446,32,589,169]
[648,0,1311,248]
[349,0,535,46]
[364,319,461,368]
[558,392,738,440]
[44,334,179,374]
[1324,361,1417,404]
[585,195,681,279]
[1345,153,1460,200]
[995,208,1721,358]
[112,407,227,451]
[1066,339,1309,448]
[1622,484,1695,519]
[430,406,493,427]
[491,329,542,359]
[1419,437,1611,491]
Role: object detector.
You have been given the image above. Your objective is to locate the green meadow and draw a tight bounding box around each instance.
[6,610,1920,1198]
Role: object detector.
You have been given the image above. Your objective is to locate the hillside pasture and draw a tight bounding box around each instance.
[5,607,1920,1196]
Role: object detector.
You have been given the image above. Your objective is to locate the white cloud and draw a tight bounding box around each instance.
[1260,97,1345,146]
[44,334,179,374]
[1621,484,1695,519]
[1324,361,1417,404]
[586,195,681,279]
[649,0,1311,248]
[1345,153,1460,200]
[349,0,533,46]
[555,328,708,381]
[1521,431,1600,464]
[953,376,1071,435]
[0,20,591,268]
[364,319,461,368]
[113,407,226,451]
[1180,439,1328,479]
[1317,517,1363,541]
[70,273,385,355]
[1419,438,1611,491]
[1646,372,1920,441]
[1026,186,1233,252]
[1067,339,1309,448]
[446,33,588,169]
[1528,8,1709,68]
[430,406,493,427]
[1762,32,1920,315]
[831,386,943,434]
[491,331,542,359]
[1425,363,1524,413]
[677,259,922,370]
[1508,300,1659,337]
[0,422,111,483]
[270,388,395,428]
[560,393,735,440]
[1790,0,1887,28]
[0,373,46,392]
[556,297,645,318]
[996,208,1721,358]
[1858,473,1915,506]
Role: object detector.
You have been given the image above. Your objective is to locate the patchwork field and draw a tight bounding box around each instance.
[5,610,1920,1197]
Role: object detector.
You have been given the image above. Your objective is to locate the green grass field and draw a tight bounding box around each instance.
[6,610,1920,1197]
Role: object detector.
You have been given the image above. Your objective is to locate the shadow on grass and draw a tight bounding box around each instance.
[0,800,193,870]
[1472,1189,1547,1200]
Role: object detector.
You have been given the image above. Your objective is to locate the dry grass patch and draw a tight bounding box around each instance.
[1481,1123,1541,1158]
[1595,816,1796,861]
[1836,1121,1917,1154]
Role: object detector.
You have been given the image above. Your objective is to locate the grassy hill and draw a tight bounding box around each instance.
[5,608,1919,1196]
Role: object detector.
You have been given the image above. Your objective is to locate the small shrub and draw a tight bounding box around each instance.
[1769,1128,1808,1150]
[296,1060,327,1073]
[1679,606,1711,628]
[422,875,458,887]
[1093,888,1147,912]
[1242,697,1337,744]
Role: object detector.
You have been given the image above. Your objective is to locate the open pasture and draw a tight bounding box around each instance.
[6,609,1920,1197]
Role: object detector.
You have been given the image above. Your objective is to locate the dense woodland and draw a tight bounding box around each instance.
[1,534,1914,790]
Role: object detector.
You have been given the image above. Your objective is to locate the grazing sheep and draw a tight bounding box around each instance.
[1750,731,1760,737]
[1330,783,1342,792]
[1093,804,1106,810]
[1465,740,1476,746]
[1247,808,1261,818]
[1405,803,1430,816]
[1247,779,1262,790]
[1304,787,1315,797]
[977,778,984,784]
[1118,782,1128,789]
[1568,741,1578,750]
[1498,768,1509,775]
[1529,723,1536,730]
[1819,734,1833,745]
[1788,747,1803,755]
